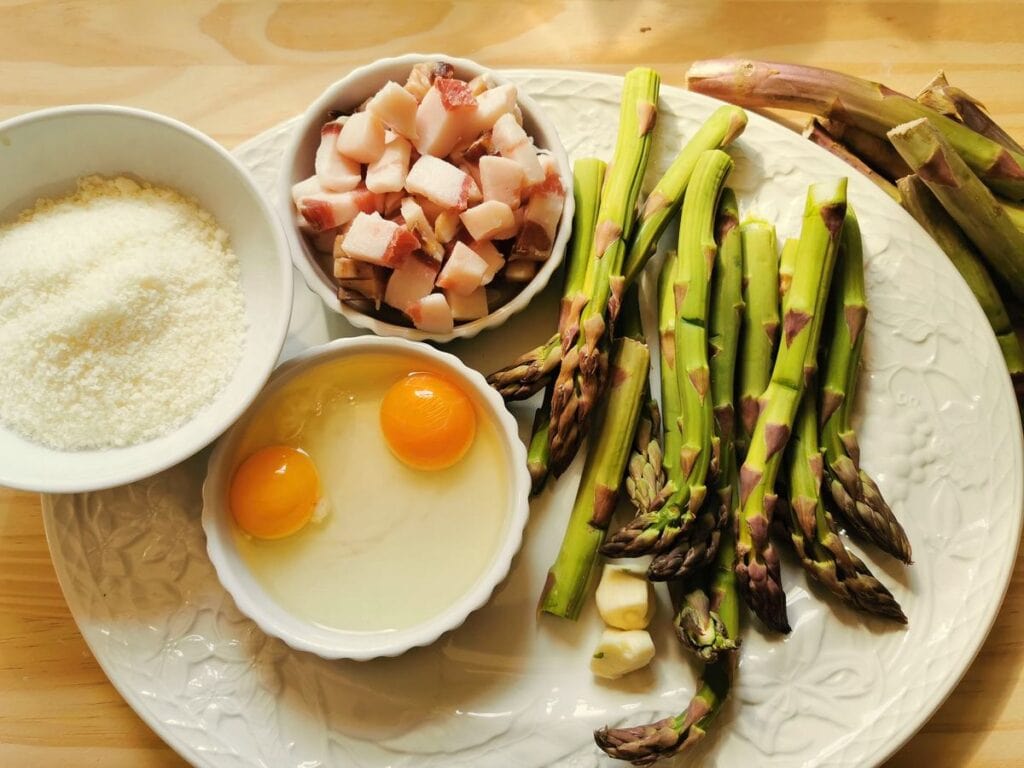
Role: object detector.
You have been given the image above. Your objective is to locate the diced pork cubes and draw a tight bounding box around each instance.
[365,135,411,194]
[399,197,444,262]
[436,242,488,295]
[315,121,361,192]
[470,83,518,135]
[405,155,475,211]
[340,211,420,268]
[384,257,439,311]
[491,112,544,185]
[366,81,419,140]
[414,78,479,158]
[460,200,517,241]
[446,287,489,320]
[408,293,454,334]
[470,240,505,284]
[479,155,524,209]
[336,111,386,164]
[297,188,381,232]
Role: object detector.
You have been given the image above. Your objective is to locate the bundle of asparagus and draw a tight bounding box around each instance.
[502,66,919,766]
[686,59,1024,402]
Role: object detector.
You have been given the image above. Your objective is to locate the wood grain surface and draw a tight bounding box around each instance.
[1,2,1022,766]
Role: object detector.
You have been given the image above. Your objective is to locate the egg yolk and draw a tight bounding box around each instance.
[380,372,476,470]
[229,445,320,539]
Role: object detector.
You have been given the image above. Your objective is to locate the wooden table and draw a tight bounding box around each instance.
[1,2,1022,765]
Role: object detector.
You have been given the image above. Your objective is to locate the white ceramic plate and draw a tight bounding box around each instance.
[42,71,1023,768]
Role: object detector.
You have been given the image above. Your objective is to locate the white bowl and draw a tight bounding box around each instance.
[0,105,293,493]
[201,335,531,660]
[279,53,575,343]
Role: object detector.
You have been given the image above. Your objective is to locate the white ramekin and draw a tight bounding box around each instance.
[0,105,293,493]
[279,53,574,343]
[201,335,531,660]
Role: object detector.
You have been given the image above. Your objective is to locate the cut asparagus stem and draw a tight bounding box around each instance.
[538,335,650,620]
[623,105,748,285]
[549,68,660,476]
[649,186,743,581]
[735,178,848,634]
[527,384,553,496]
[596,465,741,764]
[686,59,1024,200]
[737,219,780,458]
[673,583,736,662]
[897,175,1024,397]
[887,118,1024,303]
[804,119,902,202]
[784,377,907,622]
[820,207,913,563]
[602,150,733,558]
[916,71,1024,155]
[487,157,606,401]
[817,118,912,182]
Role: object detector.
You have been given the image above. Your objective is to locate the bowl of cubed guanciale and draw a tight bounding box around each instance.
[280,53,574,342]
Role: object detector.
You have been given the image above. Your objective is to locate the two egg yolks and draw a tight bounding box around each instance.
[229,373,476,539]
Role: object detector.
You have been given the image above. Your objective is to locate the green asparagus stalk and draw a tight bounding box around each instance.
[735,178,848,634]
[601,150,733,557]
[488,158,606,401]
[624,398,669,515]
[820,208,913,563]
[817,118,912,182]
[897,175,1024,397]
[686,59,1024,201]
[916,71,1024,155]
[736,219,780,457]
[549,68,660,475]
[648,187,743,580]
[490,106,749,403]
[623,105,748,285]
[784,380,907,622]
[778,237,798,302]
[672,582,737,662]
[538,335,650,619]
[887,118,1024,303]
[526,385,553,496]
[804,119,902,202]
[595,466,740,764]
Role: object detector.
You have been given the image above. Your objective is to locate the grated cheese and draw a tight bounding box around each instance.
[0,175,247,450]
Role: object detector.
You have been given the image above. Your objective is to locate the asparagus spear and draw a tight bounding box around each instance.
[488,158,606,401]
[804,119,902,202]
[887,118,1024,303]
[897,175,1024,397]
[602,150,734,557]
[526,384,553,496]
[916,71,1024,155]
[648,187,743,580]
[538,334,650,619]
[817,118,912,182]
[595,467,740,765]
[819,208,913,563]
[736,219,780,457]
[735,178,848,634]
[778,236,798,302]
[672,579,737,662]
[490,107,750,403]
[549,68,660,476]
[623,105,748,286]
[686,59,1024,201]
[784,379,907,622]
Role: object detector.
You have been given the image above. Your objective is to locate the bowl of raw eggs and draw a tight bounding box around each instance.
[201,335,530,660]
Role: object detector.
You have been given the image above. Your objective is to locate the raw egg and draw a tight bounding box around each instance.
[380,372,476,470]
[229,445,320,539]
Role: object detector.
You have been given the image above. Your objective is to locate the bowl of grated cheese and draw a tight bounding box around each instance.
[0,105,293,493]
